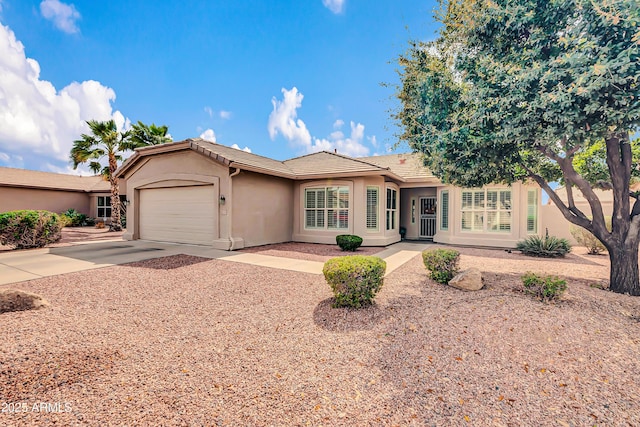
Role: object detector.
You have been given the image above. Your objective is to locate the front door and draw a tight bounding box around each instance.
[420,197,437,239]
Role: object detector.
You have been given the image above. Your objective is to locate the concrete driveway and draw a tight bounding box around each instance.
[0,239,431,286]
[0,240,229,286]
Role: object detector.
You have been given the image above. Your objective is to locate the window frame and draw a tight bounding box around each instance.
[366,186,379,231]
[304,186,350,231]
[527,189,538,234]
[386,187,398,231]
[440,190,449,231]
[460,188,512,233]
[97,196,112,219]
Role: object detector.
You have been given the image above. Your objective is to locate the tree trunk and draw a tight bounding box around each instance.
[108,153,122,232]
[608,243,640,295]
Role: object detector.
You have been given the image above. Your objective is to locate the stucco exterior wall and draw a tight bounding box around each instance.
[292,176,400,246]
[121,150,232,249]
[0,187,90,215]
[434,183,541,248]
[231,171,293,248]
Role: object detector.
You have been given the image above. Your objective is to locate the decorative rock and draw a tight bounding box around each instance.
[449,268,483,291]
[0,289,49,313]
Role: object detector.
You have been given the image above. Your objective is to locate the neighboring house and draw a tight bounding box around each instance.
[541,185,639,244]
[116,138,541,250]
[0,166,126,222]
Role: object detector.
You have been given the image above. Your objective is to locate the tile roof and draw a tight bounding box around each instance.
[359,153,437,181]
[283,151,391,178]
[118,139,437,184]
[0,166,108,192]
[189,139,295,178]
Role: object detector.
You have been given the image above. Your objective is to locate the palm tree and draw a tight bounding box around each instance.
[70,120,131,232]
[130,121,172,146]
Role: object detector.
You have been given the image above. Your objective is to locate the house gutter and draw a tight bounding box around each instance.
[227,167,241,250]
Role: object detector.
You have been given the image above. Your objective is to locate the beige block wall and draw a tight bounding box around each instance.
[231,170,293,248]
[434,182,541,248]
[292,176,400,246]
[122,150,232,249]
[0,187,91,215]
[541,200,615,245]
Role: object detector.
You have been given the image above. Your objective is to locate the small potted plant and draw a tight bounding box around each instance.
[399,226,407,240]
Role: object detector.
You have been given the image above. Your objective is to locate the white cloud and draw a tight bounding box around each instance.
[312,121,369,157]
[40,0,81,34]
[268,87,372,157]
[268,87,312,147]
[231,143,251,153]
[204,106,231,120]
[322,0,345,14]
[199,128,217,142]
[0,22,126,172]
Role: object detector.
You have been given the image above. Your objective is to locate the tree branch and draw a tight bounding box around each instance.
[536,144,607,233]
[521,164,591,230]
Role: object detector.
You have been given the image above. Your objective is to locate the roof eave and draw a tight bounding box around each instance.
[292,170,406,181]
[0,183,90,193]
[228,162,295,180]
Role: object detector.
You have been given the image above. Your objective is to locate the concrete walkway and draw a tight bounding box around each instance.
[0,240,432,286]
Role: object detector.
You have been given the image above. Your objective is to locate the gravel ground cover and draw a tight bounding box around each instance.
[1,245,639,426]
[240,241,384,262]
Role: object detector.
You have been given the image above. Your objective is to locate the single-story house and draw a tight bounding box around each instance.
[0,166,126,222]
[116,138,542,250]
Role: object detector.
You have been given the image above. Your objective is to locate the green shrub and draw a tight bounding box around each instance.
[522,272,567,302]
[336,234,363,251]
[323,256,386,308]
[60,208,87,227]
[570,219,610,255]
[422,248,460,284]
[0,210,63,249]
[516,235,571,258]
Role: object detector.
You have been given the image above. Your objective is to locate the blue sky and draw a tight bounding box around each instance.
[0,0,440,174]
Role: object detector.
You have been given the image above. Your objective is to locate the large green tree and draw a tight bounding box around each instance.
[396,0,640,294]
[70,120,133,232]
[130,121,172,146]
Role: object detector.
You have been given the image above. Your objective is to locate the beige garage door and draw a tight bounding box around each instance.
[139,185,216,245]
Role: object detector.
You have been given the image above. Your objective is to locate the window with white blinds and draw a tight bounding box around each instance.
[386,187,397,230]
[527,189,538,234]
[305,186,349,230]
[461,189,511,232]
[366,186,379,230]
[440,191,449,230]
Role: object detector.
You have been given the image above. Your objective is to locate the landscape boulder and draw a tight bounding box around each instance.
[448,268,483,291]
[0,289,49,313]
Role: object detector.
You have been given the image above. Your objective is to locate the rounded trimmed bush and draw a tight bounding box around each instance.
[336,234,363,251]
[0,210,63,249]
[323,255,386,308]
[422,248,460,284]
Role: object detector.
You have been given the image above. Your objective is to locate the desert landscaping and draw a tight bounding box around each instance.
[1,243,639,426]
